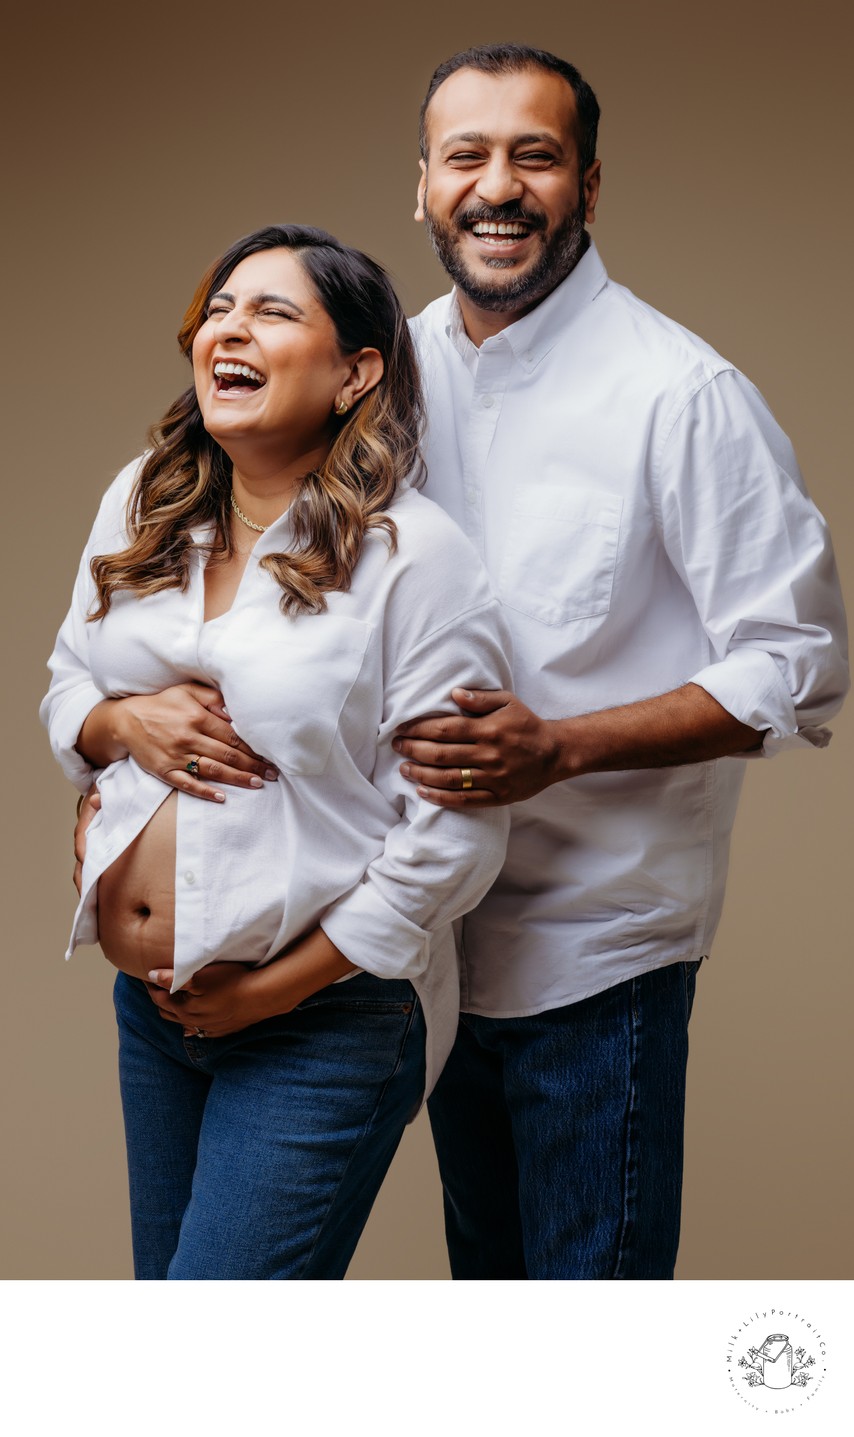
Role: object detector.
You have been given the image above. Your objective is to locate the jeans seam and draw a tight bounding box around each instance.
[292,998,422,1278]
[611,977,641,1279]
[685,955,703,1024]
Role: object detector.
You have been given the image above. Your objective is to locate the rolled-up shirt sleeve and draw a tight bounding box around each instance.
[39,466,136,791]
[655,369,849,753]
[321,596,513,980]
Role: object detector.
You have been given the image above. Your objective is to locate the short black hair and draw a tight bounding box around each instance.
[419,43,600,176]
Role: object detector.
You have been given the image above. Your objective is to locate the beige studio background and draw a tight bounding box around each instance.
[2,0,851,1279]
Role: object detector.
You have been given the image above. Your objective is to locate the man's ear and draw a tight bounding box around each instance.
[583,159,602,225]
[415,158,427,223]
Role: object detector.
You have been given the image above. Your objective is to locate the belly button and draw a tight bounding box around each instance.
[136,905,152,919]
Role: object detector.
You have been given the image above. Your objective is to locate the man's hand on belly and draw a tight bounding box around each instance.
[73,785,101,893]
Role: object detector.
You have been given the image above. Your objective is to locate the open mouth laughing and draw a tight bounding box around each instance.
[454,207,545,260]
[468,220,534,244]
[213,360,267,396]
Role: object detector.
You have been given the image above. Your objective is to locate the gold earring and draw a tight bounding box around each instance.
[334,399,349,415]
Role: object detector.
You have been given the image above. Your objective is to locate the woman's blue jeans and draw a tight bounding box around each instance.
[113,970,425,1280]
[427,958,701,1280]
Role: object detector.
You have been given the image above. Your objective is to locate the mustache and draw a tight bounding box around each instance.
[454,202,547,229]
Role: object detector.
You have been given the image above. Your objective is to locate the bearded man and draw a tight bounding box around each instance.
[393,43,849,1279]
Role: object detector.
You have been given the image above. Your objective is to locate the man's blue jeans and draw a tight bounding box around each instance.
[114,969,425,1280]
[427,958,701,1279]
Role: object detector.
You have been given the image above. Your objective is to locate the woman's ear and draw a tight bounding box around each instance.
[337,348,384,411]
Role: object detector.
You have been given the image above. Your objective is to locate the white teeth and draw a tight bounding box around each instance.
[214,361,265,385]
[471,222,529,239]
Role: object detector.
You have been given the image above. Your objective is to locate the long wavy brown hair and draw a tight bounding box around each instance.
[89,225,425,619]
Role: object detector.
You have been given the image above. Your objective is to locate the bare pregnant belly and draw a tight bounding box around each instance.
[98,793,177,980]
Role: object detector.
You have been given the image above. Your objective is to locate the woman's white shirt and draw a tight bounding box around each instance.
[41,459,512,1093]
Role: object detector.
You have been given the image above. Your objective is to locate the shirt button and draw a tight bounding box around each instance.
[465,487,477,503]
[184,871,196,885]
[481,394,495,408]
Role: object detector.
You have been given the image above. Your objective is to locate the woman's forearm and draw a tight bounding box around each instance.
[74,685,276,798]
[146,928,358,1038]
[76,699,131,767]
[253,928,358,1014]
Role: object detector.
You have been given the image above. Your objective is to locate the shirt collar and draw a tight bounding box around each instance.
[445,239,608,372]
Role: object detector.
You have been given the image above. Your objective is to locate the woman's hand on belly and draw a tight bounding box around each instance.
[145,962,272,1037]
[146,929,357,1038]
[73,785,101,894]
[76,684,279,802]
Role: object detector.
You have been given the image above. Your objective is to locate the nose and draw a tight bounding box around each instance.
[475,152,524,207]
[218,307,252,344]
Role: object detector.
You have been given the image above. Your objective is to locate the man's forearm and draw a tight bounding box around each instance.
[395,680,767,807]
[549,683,765,781]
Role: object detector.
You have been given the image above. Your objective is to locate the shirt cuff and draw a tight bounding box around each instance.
[321,881,430,981]
[47,684,106,792]
[690,649,833,759]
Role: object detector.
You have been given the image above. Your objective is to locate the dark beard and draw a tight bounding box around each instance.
[423,197,588,312]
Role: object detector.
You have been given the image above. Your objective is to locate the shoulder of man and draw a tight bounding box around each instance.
[408,291,453,349]
[597,273,739,392]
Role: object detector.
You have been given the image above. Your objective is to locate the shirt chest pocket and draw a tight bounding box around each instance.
[212,612,372,776]
[498,485,623,626]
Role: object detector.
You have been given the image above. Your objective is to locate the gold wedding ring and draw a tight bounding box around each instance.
[460,767,473,790]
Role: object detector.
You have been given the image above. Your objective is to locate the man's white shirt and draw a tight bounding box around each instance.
[411,241,848,1017]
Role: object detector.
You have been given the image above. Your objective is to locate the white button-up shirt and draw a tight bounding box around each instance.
[411,242,848,1017]
[40,460,513,1091]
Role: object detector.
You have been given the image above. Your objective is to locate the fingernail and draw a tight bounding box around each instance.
[392,738,402,751]
[214,791,225,803]
[222,708,231,719]
[147,971,160,983]
[401,763,411,778]
[250,776,263,788]
[264,768,278,780]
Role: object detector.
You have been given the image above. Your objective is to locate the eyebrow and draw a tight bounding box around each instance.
[439,130,564,155]
[208,290,305,316]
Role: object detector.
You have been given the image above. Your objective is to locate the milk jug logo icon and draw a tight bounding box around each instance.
[739,1332,817,1389]
[757,1334,793,1389]
[726,1310,826,1409]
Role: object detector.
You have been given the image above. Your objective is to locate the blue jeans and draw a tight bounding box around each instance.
[427,959,701,1280]
[114,969,425,1280]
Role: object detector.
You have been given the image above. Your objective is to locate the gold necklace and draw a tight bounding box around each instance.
[230,490,268,533]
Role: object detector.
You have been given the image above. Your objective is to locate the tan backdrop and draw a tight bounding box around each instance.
[3,0,850,1279]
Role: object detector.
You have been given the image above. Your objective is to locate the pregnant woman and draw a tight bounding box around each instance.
[41,224,511,1280]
